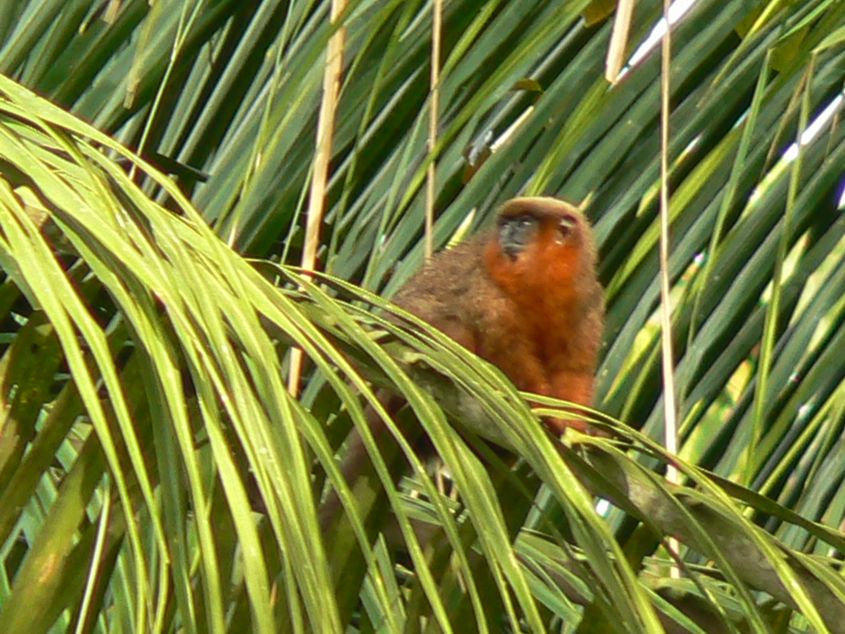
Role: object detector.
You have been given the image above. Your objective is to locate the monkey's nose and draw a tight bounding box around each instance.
[499,226,522,260]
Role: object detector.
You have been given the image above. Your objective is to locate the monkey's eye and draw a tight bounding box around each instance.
[555,215,578,243]
[498,214,535,229]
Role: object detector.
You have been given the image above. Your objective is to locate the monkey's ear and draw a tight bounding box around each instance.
[554,215,578,244]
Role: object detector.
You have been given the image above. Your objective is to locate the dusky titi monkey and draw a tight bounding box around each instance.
[392,195,604,433]
[320,197,604,530]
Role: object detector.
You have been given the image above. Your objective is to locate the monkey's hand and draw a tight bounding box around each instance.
[536,369,609,437]
[544,414,610,438]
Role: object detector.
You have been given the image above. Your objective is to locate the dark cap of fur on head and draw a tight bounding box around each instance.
[497,196,581,221]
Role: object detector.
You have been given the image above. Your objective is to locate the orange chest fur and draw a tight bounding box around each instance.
[484,240,585,362]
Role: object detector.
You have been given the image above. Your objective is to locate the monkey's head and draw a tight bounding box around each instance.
[483,197,598,305]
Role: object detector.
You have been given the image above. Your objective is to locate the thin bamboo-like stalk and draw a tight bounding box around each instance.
[658,0,681,576]
[606,0,636,82]
[425,0,443,260]
[288,0,348,396]
[104,1,121,24]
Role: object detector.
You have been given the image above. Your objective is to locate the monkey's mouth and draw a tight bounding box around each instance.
[500,234,525,261]
[502,246,521,261]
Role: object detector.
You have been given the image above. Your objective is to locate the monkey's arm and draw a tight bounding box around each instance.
[545,370,594,433]
[476,332,551,398]
[544,301,604,434]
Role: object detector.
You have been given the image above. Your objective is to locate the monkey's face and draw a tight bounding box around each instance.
[497,214,541,261]
[495,199,585,263]
[484,197,594,301]
[496,211,582,260]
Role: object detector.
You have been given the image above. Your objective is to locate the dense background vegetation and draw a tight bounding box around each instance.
[0,0,844,631]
